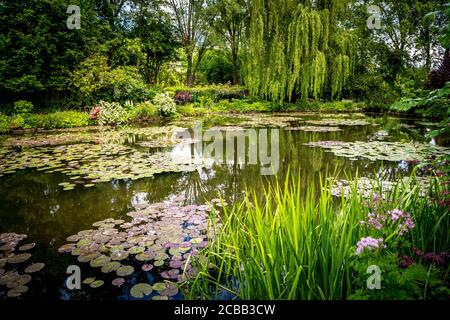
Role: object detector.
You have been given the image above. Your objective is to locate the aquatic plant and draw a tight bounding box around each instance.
[58,198,221,300]
[304,141,450,162]
[185,173,449,300]
[0,233,45,299]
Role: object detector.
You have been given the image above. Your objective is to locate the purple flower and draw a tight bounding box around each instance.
[400,255,415,268]
[389,209,404,222]
[356,237,385,255]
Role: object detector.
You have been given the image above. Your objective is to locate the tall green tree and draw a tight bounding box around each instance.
[245,0,355,103]
[0,0,105,106]
[166,0,215,87]
[211,0,248,85]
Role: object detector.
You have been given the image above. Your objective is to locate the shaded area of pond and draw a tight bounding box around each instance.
[0,113,448,300]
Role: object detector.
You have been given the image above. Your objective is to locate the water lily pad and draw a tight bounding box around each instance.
[154,260,164,267]
[135,252,152,262]
[24,263,45,273]
[7,286,28,298]
[304,140,450,162]
[66,235,81,242]
[128,246,145,254]
[18,243,36,251]
[101,261,121,273]
[90,255,111,268]
[142,264,154,272]
[90,280,104,288]
[110,250,129,261]
[112,277,125,287]
[83,277,96,285]
[190,237,203,245]
[116,265,134,277]
[152,282,166,292]
[130,283,153,298]
[7,274,32,288]
[7,253,31,264]
[161,284,179,297]
[78,253,100,263]
[58,244,76,253]
[71,248,81,256]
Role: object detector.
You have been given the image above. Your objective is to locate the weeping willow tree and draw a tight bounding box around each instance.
[245,0,355,102]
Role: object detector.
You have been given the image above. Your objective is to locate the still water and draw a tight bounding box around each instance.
[0,113,447,300]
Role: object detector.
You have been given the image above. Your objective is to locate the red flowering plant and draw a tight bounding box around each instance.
[90,106,101,121]
[174,91,193,104]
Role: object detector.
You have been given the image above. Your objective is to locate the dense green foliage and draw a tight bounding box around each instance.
[25,111,90,129]
[0,0,449,118]
[186,173,449,300]
[246,0,354,102]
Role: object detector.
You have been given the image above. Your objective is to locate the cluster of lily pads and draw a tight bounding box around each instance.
[304,141,450,162]
[304,119,373,126]
[58,197,223,300]
[0,233,45,299]
[3,126,187,148]
[0,142,205,190]
[329,176,432,199]
[285,126,342,132]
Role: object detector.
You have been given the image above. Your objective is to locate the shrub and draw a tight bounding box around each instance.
[153,93,177,117]
[166,85,248,102]
[129,101,157,121]
[210,99,280,112]
[9,114,25,129]
[174,91,193,104]
[390,82,450,118]
[72,55,156,105]
[176,104,208,116]
[26,111,89,129]
[13,100,34,114]
[317,100,364,112]
[0,113,9,133]
[96,101,129,126]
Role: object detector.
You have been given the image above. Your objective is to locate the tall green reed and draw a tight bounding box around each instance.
[185,171,449,300]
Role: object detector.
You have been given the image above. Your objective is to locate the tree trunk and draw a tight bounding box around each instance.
[186,53,194,87]
[231,48,239,85]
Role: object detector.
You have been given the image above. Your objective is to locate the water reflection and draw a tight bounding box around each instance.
[0,114,447,300]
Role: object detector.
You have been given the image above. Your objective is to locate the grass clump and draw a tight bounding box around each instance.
[186,172,449,300]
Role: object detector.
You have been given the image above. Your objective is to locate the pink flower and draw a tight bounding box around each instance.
[356,237,385,255]
[389,209,404,222]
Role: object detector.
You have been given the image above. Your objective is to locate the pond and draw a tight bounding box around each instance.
[0,112,448,300]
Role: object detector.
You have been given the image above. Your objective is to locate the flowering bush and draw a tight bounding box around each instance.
[351,206,450,299]
[356,237,386,255]
[174,91,193,104]
[90,106,101,120]
[153,93,177,117]
[357,208,415,255]
[96,101,129,126]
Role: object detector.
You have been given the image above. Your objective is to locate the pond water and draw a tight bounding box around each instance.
[0,112,448,300]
